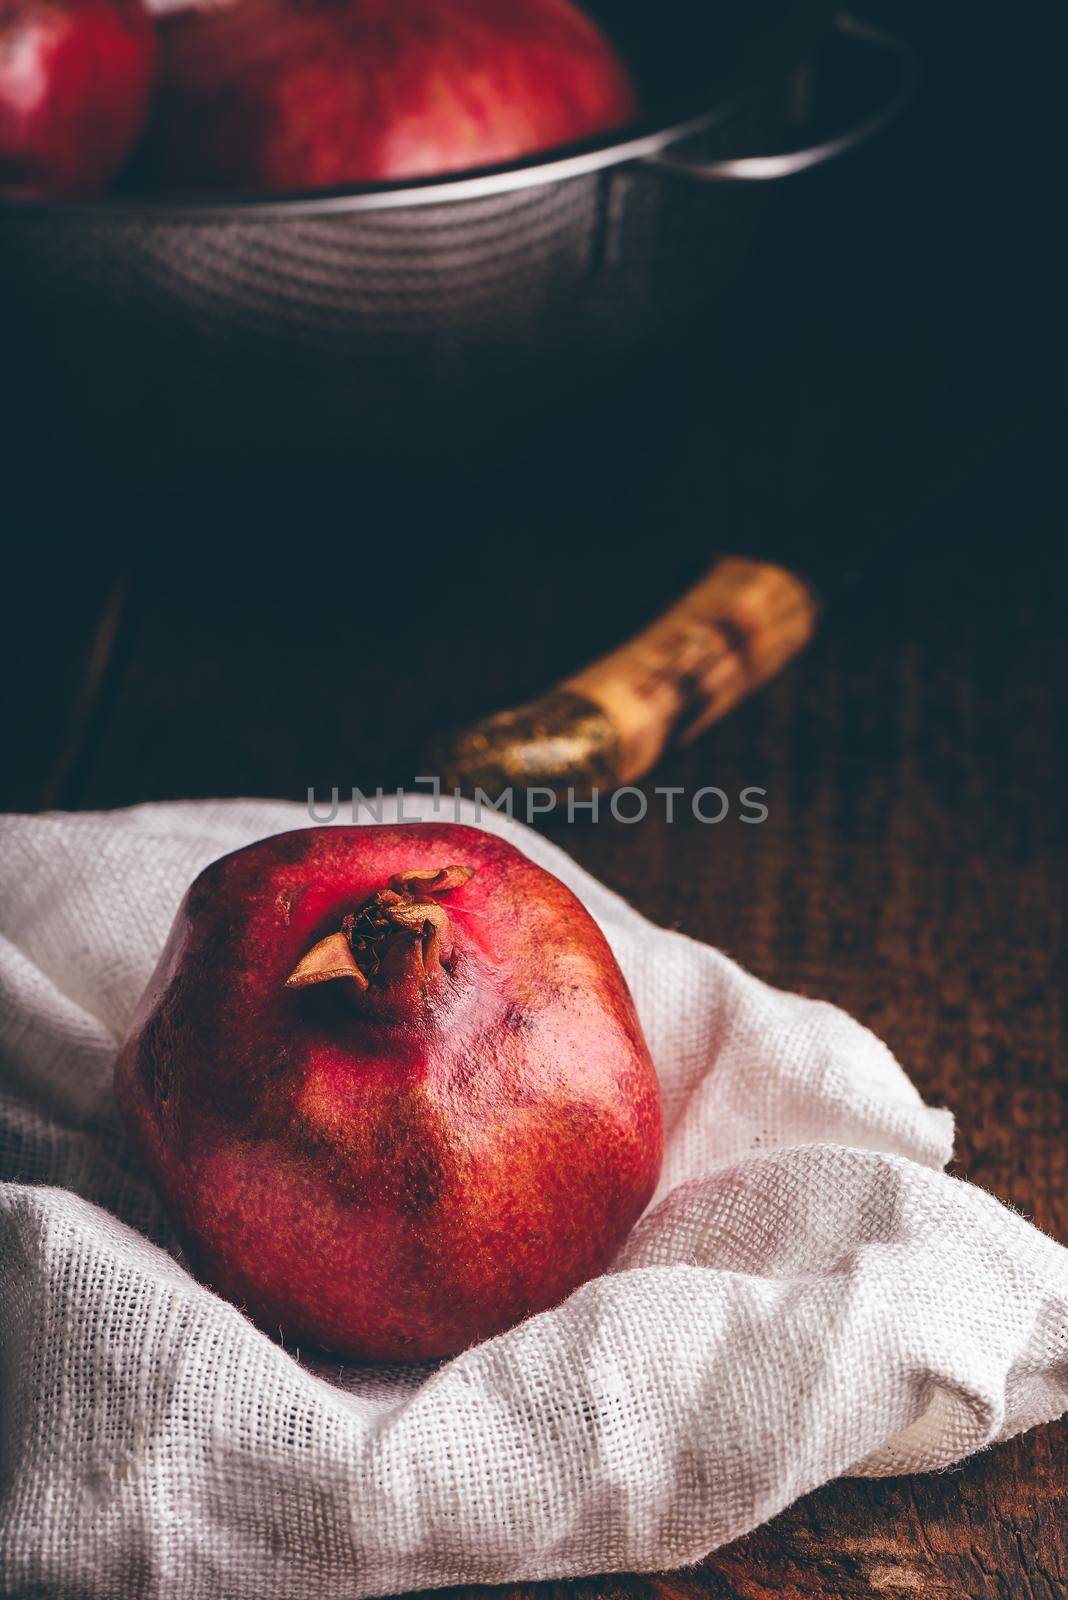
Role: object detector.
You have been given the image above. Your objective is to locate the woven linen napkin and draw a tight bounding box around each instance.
[1,797,1066,1600]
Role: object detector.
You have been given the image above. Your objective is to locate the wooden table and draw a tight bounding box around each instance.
[3,2,1064,1593]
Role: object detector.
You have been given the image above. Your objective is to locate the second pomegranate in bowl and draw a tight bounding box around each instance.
[137,0,640,193]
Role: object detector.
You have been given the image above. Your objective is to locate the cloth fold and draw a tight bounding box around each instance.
[1,798,1065,1600]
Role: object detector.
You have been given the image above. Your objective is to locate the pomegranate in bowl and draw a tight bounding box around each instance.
[0,0,156,199]
[138,0,639,193]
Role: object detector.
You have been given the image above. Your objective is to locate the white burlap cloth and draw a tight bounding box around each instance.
[1,798,1066,1599]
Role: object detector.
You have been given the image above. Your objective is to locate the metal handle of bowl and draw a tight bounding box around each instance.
[644,13,917,182]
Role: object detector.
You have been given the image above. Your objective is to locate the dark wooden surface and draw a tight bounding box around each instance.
[3,1,1065,1594]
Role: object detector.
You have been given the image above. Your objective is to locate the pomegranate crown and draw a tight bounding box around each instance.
[284,865,476,998]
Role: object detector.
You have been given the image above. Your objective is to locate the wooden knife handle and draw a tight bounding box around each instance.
[438,557,819,799]
[564,556,819,783]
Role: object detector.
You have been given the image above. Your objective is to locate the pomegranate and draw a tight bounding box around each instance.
[116,825,662,1360]
[0,0,156,199]
[139,0,639,192]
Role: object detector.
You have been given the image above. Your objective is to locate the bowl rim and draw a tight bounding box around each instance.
[0,0,843,224]
[0,100,740,226]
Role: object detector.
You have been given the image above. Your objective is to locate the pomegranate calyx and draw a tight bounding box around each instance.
[284,931,369,991]
[284,865,475,994]
[390,865,475,895]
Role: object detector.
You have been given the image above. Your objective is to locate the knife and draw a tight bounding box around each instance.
[435,366,1048,804]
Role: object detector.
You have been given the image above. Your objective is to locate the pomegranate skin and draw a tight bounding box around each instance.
[116,825,663,1361]
[0,0,156,199]
[140,0,639,192]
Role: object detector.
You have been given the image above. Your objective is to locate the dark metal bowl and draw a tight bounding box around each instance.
[0,10,913,487]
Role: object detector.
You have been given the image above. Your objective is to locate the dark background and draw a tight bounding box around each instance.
[3,0,1065,1594]
[4,0,1062,815]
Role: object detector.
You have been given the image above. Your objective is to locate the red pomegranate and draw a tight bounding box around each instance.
[140,0,639,192]
[0,0,156,199]
[116,825,662,1360]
